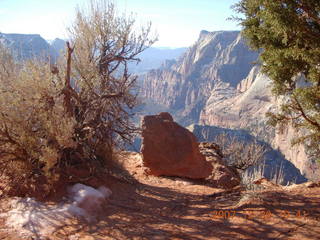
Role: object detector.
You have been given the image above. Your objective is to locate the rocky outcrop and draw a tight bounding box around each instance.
[139,30,319,181]
[273,124,319,180]
[199,142,240,189]
[200,66,275,141]
[140,112,212,179]
[140,31,258,125]
[199,66,319,180]
[189,124,308,184]
[236,66,260,93]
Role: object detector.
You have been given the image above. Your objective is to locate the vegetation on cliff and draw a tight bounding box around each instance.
[233,0,320,162]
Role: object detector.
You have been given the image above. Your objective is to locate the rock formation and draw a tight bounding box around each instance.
[140,112,212,179]
[50,38,66,55]
[139,30,319,181]
[200,66,275,141]
[189,124,307,184]
[140,30,259,125]
[199,67,319,180]
[199,142,240,188]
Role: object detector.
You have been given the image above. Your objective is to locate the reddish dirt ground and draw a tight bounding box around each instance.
[0,152,319,240]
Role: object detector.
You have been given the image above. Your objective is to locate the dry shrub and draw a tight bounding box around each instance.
[241,161,285,190]
[0,45,75,197]
[214,133,266,171]
[0,0,156,198]
[213,133,270,190]
[213,133,288,190]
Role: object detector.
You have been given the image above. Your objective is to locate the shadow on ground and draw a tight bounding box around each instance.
[49,168,320,240]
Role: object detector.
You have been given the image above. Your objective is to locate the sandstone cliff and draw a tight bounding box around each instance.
[188,124,307,184]
[199,66,319,180]
[140,30,258,125]
[140,30,319,181]
[200,66,275,141]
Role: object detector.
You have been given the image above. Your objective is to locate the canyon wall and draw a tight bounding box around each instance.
[140,30,319,181]
[140,30,258,125]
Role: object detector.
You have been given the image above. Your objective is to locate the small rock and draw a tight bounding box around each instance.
[199,142,240,189]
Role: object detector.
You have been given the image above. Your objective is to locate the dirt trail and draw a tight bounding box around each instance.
[1,152,320,240]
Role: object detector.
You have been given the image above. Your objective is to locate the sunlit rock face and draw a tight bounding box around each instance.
[200,66,275,140]
[140,30,319,181]
[140,112,213,179]
[199,67,319,181]
[140,31,258,125]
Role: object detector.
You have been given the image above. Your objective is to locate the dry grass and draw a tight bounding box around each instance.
[213,133,266,171]
[241,160,285,191]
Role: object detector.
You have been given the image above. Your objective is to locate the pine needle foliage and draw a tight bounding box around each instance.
[233,0,320,162]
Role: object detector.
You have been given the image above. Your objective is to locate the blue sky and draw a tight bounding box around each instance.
[0,0,241,47]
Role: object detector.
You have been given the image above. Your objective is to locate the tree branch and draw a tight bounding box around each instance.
[293,95,320,130]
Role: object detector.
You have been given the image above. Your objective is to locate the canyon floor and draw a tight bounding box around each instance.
[0,152,320,240]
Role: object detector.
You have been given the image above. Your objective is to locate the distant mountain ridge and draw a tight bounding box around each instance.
[0,33,186,75]
[0,33,58,60]
[129,47,187,74]
[49,38,66,55]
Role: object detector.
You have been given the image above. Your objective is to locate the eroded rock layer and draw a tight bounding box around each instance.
[140,30,319,181]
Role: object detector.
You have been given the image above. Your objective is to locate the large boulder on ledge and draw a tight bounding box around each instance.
[140,112,213,179]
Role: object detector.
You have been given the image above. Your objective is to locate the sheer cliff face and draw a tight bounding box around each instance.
[140,31,259,124]
[140,30,319,181]
[200,66,319,180]
[200,66,275,139]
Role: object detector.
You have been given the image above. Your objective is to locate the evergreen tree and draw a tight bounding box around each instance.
[233,0,320,161]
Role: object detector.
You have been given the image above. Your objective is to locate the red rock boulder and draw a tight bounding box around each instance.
[140,112,213,179]
[199,142,240,189]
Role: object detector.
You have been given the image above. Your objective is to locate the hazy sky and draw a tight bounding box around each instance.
[0,0,241,47]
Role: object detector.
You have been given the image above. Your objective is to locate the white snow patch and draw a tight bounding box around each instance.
[2,183,112,238]
[67,183,112,219]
